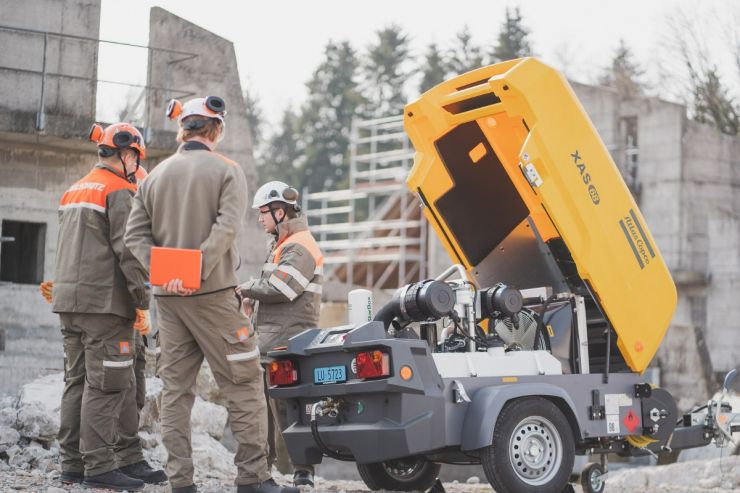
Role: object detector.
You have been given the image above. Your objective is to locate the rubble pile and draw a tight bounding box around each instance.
[1,365,738,492]
[0,360,240,490]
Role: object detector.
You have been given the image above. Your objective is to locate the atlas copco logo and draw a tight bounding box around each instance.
[570,150,600,205]
[619,209,656,269]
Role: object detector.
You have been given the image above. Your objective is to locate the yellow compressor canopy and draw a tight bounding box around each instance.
[404,57,676,373]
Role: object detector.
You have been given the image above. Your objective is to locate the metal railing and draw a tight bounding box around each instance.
[0,24,196,137]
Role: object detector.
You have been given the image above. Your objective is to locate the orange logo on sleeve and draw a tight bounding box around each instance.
[119,341,130,354]
[236,327,250,341]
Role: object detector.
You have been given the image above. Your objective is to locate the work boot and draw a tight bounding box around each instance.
[293,470,314,487]
[118,460,168,484]
[172,485,197,493]
[83,469,144,491]
[237,477,300,493]
[59,470,84,484]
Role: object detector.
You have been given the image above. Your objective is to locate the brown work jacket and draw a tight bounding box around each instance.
[53,162,149,318]
[124,141,248,296]
[240,215,323,357]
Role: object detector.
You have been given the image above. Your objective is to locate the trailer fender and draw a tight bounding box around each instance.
[461,383,583,451]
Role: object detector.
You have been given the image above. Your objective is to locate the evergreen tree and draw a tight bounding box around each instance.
[691,67,740,135]
[419,42,447,93]
[599,40,645,98]
[243,86,264,156]
[299,40,364,191]
[361,24,412,118]
[491,7,533,62]
[446,26,484,75]
[258,106,302,185]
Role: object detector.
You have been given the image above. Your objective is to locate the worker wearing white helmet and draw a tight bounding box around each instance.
[238,181,323,488]
[167,95,226,122]
[126,97,297,493]
[252,181,300,236]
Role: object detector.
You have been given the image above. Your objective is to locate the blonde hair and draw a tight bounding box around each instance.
[178,115,223,142]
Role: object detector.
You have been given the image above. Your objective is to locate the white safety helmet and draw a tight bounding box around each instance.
[253,181,299,209]
[166,96,226,123]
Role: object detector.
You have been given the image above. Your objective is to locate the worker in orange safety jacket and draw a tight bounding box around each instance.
[49,122,166,491]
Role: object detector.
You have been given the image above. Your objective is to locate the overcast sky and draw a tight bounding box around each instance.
[98,0,739,126]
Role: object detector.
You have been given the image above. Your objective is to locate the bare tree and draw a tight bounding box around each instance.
[664,9,740,135]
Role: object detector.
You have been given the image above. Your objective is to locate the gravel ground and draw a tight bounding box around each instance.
[1,456,738,493]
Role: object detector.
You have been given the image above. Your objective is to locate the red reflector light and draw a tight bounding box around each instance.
[356,350,390,379]
[268,359,298,386]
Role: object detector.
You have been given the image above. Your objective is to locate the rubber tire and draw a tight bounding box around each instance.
[481,397,575,493]
[580,462,605,493]
[356,457,441,491]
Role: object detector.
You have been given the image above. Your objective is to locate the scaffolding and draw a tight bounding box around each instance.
[303,115,427,292]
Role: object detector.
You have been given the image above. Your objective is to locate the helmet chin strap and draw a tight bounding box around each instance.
[269,205,286,237]
[118,150,140,184]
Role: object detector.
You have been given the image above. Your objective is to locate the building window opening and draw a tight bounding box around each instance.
[0,220,46,284]
[620,116,640,200]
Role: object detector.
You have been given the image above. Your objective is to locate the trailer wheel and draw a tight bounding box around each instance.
[481,397,575,493]
[356,456,441,491]
[580,462,605,493]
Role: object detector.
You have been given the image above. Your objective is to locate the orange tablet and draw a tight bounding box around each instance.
[150,247,202,290]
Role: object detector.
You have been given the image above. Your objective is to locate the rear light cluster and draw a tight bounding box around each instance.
[268,359,297,386]
[268,350,394,386]
[356,350,390,379]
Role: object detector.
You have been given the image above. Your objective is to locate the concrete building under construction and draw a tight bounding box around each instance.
[0,0,263,392]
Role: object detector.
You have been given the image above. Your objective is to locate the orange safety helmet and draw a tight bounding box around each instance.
[88,122,147,159]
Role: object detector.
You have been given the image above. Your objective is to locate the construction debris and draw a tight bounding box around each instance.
[0,371,737,492]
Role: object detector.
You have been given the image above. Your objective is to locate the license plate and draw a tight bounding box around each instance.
[314,365,346,384]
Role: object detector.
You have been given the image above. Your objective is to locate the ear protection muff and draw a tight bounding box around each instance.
[282,187,301,211]
[112,131,135,148]
[88,123,104,143]
[205,96,225,114]
[166,99,183,120]
[282,187,299,202]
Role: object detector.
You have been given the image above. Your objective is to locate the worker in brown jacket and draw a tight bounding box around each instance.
[52,123,166,491]
[124,96,298,493]
[238,181,323,488]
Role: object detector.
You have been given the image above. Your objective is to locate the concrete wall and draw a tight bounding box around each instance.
[0,137,94,329]
[707,214,740,372]
[0,0,102,331]
[684,121,740,374]
[146,7,264,280]
[0,0,100,137]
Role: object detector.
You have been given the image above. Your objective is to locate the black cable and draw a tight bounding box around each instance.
[534,295,557,345]
[310,419,354,461]
[450,315,487,348]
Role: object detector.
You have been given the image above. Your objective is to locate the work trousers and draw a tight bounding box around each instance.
[157,289,269,488]
[57,313,143,476]
[263,365,314,476]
